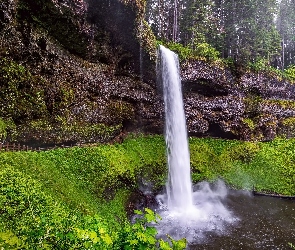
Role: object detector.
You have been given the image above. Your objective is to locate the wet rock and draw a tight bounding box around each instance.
[1,0,295,144]
[181,60,295,141]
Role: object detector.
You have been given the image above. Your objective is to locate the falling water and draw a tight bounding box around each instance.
[156,46,235,243]
[158,45,193,211]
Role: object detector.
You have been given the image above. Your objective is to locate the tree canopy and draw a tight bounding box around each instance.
[146,0,294,68]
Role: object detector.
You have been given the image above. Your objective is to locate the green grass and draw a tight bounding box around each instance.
[0,135,174,249]
[0,135,295,248]
[189,137,295,195]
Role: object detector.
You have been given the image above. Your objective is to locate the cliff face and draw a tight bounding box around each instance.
[182,61,295,141]
[0,0,295,145]
[0,0,160,145]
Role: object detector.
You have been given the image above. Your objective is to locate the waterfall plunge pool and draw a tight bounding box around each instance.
[153,180,295,250]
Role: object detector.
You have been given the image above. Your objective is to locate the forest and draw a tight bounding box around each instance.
[146,0,295,71]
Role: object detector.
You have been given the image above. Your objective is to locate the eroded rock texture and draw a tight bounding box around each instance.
[0,0,160,145]
[182,61,295,141]
[0,0,295,145]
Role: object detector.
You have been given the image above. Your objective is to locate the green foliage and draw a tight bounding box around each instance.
[0,164,123,249]
[188,137,295,195]
[192,42,220,62]
[137,19,157,61]
[157,41,193,61]
[0,151,182,249]
[0,118,7,142]
[107,100,135,123]
[248,58,271,72]
[222,142,260,164]
[283,65,295,82]
[189,142,218,181]
[0,58,48,122]
[279,117,295,138]
[0,135,295,249]
[0,118,17,142]
[122,208,186,250]
[158,41,220,62]
[247,58,286,80]
[242,118,256,130]
[244,95,263,118]
[20,118,122,144]
[263,99,295,109]
[0,165,77,248]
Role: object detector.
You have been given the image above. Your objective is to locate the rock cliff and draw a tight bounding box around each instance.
[0,0,295,145]
[182,61,295,141]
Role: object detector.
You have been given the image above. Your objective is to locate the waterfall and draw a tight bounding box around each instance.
[155,46,235,243]
[158,45,193,211]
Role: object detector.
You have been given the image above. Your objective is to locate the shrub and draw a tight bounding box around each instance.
[158,41,220,62]
[193,42,220,61]
[0,164,185,249]
[284,65,295,82]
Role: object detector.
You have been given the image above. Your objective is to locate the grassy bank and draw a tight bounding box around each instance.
[189,137,295,195]
[0,135,294,248]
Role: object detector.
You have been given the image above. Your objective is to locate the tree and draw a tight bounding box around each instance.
[146,0,183,42]
[221,0,281,64]
[277,0,295,69]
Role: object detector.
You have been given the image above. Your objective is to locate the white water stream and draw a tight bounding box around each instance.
[156,45,236,242]
[159,45,193,211]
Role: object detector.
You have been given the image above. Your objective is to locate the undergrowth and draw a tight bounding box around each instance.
[189,137,295,195]
[0,135,295,248]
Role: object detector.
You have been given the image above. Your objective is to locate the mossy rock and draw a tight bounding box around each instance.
[243,95,262,118]
[278,117,295,138]
[17,0,88,57]
[17,119,122,145]
[262,99,295,109]
[0,58,49,122]
[107,100,135,124]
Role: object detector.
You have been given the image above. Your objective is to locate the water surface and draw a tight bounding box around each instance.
[189,189,295,249]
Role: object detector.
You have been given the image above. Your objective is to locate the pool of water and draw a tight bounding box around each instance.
[154,182,295,249]
[190,190,295,249]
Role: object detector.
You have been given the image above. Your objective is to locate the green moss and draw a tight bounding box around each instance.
[243,95,262,118]
[51,82,75,114]
[278,117,295,138]
[137,19,157,61]
[283,65,295,83]
[107,100,135,124]
[263,99,295,109]
[18,119,122,144]
[281,117,295,127]
[0,58,48,122]
[242,118,256,130]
